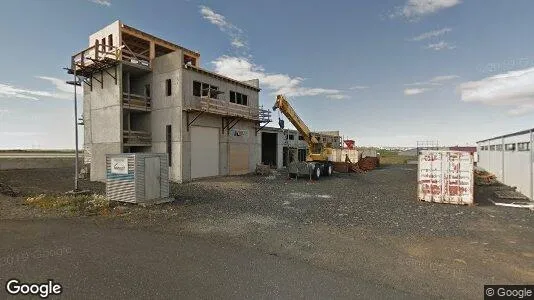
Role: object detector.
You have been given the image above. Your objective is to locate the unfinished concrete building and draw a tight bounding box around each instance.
[73,21,270,182]
[259,127,342,168]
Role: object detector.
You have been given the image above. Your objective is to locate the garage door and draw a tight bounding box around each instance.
[191,126,219,179]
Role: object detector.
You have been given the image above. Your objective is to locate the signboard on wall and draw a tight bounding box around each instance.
[111,157,129,174]
[230,129,249,138]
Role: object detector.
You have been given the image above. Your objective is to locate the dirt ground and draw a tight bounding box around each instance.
[1,165,533,299]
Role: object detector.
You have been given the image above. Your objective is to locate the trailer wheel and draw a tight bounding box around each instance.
[312,165,321,180]
[325,163,333,176]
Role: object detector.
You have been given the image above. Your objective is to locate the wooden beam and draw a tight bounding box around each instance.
[121,25,199,57]
[149,41,155,61]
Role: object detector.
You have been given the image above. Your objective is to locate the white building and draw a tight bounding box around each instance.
[477,129,533,199]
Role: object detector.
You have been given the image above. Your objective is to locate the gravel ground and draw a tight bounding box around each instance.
[1,165,533,299]
[166,165,532,238]
[0,167,105,196]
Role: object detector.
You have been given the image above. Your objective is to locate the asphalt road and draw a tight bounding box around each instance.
[0,219,416,299]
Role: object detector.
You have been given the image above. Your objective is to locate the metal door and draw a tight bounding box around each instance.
[144,157,161,200]
[191,126,219,179]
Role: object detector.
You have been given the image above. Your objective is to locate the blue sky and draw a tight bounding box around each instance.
[1,0,534,149]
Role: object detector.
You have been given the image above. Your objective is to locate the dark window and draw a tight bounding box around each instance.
[101,37,106,51]
[108,34,113,47]
[144,84,151,98]
[201,83,209,97]
[230,91,236,103]
[166,125,172,166]
[288,134,294,140]
[298,149,307,162]
[166,79,172,96]
[193,81,201,97]
[489,145,496,151]
[298,135,304,140]
[229,90,248,106]
[496,144,503,151]
[184,55,196,66]
[518,142,530,151]
[210,86,219,99]
[505,143,516,151]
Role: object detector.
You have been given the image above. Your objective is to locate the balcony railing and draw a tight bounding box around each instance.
[71,44,150,77]
[123,92,151,111]
[123,130,151,147]
[185,96,260,121]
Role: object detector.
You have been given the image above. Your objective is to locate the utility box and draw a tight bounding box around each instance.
[418,150,474,205]
[106,153,172,205]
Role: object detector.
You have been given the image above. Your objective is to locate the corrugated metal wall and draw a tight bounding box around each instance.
[477,130,533,200]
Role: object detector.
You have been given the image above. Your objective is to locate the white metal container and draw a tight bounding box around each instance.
[106,153,172,205]
[418,150,474,205]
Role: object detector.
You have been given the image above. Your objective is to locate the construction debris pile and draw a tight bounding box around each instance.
[255,164,271,176]
[358,157,380,171]
[474,169,497,186]
[332,156,380,173]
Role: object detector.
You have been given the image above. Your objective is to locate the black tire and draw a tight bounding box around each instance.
[312,165,321,180]
[324,163,333,176]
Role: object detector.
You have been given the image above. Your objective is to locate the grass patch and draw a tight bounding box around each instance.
[25,194,112,216]
[377,149,416,165]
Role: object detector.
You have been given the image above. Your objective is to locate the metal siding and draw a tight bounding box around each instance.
[418,150,473,205]
[106,154,137,203]
[107,153,170,204]
[477,131,533,200]
[144,157,161,199]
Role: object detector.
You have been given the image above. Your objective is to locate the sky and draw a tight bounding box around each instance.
[1,0,534,149]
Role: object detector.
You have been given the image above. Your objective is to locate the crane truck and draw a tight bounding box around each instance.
[273,95,334,180]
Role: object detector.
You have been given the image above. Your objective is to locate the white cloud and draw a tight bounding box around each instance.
[405,75,459,87]
[200,6,345,99]
[212,56,346,98]
[404,88,430,95]
[0,83,52,101]
[199,6,247,50]
[327,94,350,100]
[459,67,534,115]
[425,41,456,51]
[89,0,111,6]
[349,85,370,90]
[429,75,460,83]
[0,77,80,101]
[393,0,462,19]
[36,76,80,95]
[409,27,452,41]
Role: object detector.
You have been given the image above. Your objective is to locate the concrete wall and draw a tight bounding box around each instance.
[182,68,259,109]
[88,20,121,49]
[84,64,123,181]
[150,51,184,182]
[181,68,259,181]
[477,131,534,199]
[258,127,307,169]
